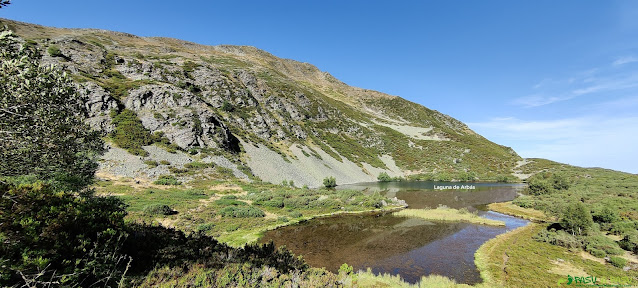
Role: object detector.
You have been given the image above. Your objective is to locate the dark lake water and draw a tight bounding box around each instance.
[259,181,528,284]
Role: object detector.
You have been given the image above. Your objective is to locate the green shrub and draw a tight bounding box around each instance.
[289,211,303,218]
[0,183,129,287]
[323,176,337,188]
[159,160,171,165]
[263,198,285,208]
[588,248,606,258]
[214,198,247,206]
[594,206,619,224]
[283,196,313,209]
[110,109,153,156]
[534,229,583,249]
[47,44,63,57]
[197,223,215,232]
[218,206,265,218]
[560,202,593,235]
[153,175,181,185]
[221,101,234,112]
[610,221,638,235]
[619,232,638,253]
[168,167,189,174]
[584,235,624,256]
[184,161,214,169]
[526,178,552,195]
[377,172,392,182]
[143,204,175,215]
[608,256,627,268]
[338,190,363,202]
[144,160,159,167]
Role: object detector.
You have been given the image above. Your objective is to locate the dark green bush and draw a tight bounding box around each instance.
[197,223,215,232]
[153,175,181,185]
[159,160,171,165]
[608,256,627,268]
[0,183,129,287]
[377,172,392,182]
[144,160,159,167]
[168,167,189,174]
[527,178,552,195]
[584,235,624,256]
[323,176,337,188]
[218,206,265,218]
[619,232,638,253]
[263,198,285,208]
[610,221,638,235]
[184,161,214,169]
[594,206,619,224]
[143,204,175,215]
[560,202,593,235]
[221,100,234,112]
[588,248,606,258]
[534,229,583,249]
[110,109,153,156]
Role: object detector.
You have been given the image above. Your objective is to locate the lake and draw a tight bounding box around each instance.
[259,181,528,284]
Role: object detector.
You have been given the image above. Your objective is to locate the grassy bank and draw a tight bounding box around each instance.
[93,176,405,247]
[487,201,552,222]
[475,223,638,287]
[394,207,505,226]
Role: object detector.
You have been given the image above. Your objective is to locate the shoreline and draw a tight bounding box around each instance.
[219,204,408,247]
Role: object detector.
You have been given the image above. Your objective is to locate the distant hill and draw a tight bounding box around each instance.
[1,18,522,187]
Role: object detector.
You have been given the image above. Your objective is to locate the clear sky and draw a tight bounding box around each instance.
[2,1,637,173]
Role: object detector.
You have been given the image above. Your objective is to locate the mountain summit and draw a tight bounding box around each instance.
[1,18,521,187]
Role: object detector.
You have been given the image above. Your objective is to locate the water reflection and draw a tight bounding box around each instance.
[260,182,528,284]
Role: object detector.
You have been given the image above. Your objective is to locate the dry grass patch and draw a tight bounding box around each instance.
[394,207,505,226]
[487,201,551,222]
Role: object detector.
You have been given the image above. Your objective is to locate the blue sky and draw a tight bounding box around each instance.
[2,1,637,173]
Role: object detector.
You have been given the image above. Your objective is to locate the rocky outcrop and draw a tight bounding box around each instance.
[3,18,523,184]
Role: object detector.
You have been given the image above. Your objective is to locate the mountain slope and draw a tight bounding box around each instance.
[1,18,521,187]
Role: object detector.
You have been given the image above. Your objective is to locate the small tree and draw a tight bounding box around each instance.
[561,202,593,235]
[0,29,104,190]
[526,177,552,195]
[323,176,337,188]
[377,172,392,182]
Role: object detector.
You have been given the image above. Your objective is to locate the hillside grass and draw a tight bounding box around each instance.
[394,207,505,226]
[475,223,638,287]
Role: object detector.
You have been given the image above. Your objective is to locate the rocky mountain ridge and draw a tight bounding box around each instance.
[2,18,521,187]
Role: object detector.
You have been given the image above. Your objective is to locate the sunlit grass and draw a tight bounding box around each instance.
[394,207,505,226]
[487,201,552,222]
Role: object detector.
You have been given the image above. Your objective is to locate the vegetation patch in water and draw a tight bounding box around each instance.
[487,201,552,222]
[394,206,505,226]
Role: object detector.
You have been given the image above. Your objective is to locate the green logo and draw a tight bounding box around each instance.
[557,275,573,286]
[557,274,635,287]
